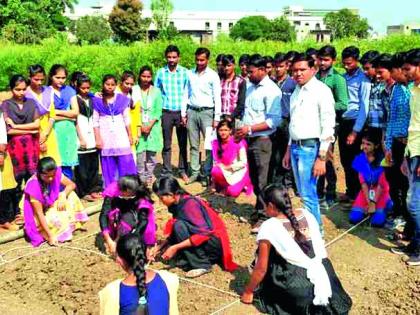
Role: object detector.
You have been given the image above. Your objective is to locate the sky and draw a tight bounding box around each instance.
[76,0,420,34]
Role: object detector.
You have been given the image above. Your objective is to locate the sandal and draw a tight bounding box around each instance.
[0,222,20,231]
[185,268,211,278]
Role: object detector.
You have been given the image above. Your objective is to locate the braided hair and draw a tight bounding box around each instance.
[116,234,148,314]
[262,185,311,255]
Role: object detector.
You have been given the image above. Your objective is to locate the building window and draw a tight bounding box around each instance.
[315,23,320,30]
[205,22,210,30]
[169,21,174,26]
[294,21,301,26]
[217,22,222,31]
[305,22,309,26]
[229,22,233,29]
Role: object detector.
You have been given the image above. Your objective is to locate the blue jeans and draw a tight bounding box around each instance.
[407,156,420,249]
[290,143,322,226]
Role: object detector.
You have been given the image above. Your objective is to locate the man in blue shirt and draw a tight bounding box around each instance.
[155,45,190,183]
[340,46,372,201]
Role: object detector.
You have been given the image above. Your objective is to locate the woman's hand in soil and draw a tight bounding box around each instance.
[57,193,66,211]
[161,245,177,260]
[48,235,58,246]
[105,239,116,256]
[241,290,254,304]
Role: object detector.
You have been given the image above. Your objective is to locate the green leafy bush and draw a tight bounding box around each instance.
[0,34,419,91]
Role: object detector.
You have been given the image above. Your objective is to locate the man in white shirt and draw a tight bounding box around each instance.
[187,47,222,186]
[282,53,335,229]
[236,54,282,233]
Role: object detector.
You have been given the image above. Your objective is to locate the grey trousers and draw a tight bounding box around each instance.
[187,108,213,177]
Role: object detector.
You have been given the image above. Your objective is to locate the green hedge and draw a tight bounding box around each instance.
[0,34,419,91]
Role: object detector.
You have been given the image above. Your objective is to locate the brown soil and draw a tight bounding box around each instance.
[0,94,419,313]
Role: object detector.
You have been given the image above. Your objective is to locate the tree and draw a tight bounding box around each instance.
[0,0,78,43]
[150,0,173,30]
[230,16,272,41]
[267,16,296,42]
[75,15,112,44]
[108,0,150,43]
[324,8,371,40]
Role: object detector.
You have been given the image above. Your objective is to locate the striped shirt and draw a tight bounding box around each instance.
[220,75,246,116]
[384,83,411,150]
[154,65,189,116]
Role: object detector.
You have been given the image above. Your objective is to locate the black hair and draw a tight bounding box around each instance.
[391,52,407,69]
[273,53,287,64]
[284,50,299,62]
[262,186,311,255]
[404,48,420,66]
[238,54,250,65]
[70,71,85,88]
[216,118,234,159]
[248,54,267,68]
[138,66,153,85]
[305,47,318,57]
[264,55,274,65]
[291,53,315,68]
[195,47,210,59]
[36,157,58,195]
[372,53,393,71]
[153,176,185,196]
[121,70,135,83]
[341,46,360,60]
[75,74,91,93]
[9,74,28,90]
[48,64,68,86]
[165,44,180,56]
[118,175,152,203]
[221,54,235,66]
[216,54,225,63]
[360,50,380,66]
[28,64,46,77]
[116,234,148,314]
[317,45,337,59]
[362,128,384,165]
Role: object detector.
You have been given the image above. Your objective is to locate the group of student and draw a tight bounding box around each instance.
[0,43,419,314]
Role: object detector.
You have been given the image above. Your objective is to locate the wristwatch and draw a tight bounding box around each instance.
[318,153,327,161]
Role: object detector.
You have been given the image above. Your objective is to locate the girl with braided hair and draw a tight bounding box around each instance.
[99,234,179,315]
[99,175,156,256]
[241,186,352,314]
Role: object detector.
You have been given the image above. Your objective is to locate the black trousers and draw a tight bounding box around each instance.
[247,136,272,223]
[338,119,362,199]
[385,139,413,237]
[169,220,221,270]
[0,188,19,224]
[269,121,295,190]
[74,151,102,197]
[161,110,189,177]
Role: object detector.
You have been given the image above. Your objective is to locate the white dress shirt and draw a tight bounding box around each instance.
[289,76,335,152]
[242,75,282,137]
[188,67,222,121]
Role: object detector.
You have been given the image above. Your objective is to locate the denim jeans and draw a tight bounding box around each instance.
[407,156,420,249]
[290,143,322,226]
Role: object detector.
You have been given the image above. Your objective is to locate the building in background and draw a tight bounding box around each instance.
[66,3,358,43]
[387,22,420,35]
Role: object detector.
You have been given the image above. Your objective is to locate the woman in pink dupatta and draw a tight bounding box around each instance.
[23,157,88,247]
[211,118,253,198]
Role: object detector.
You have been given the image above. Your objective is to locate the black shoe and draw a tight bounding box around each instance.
[390,243,416,256]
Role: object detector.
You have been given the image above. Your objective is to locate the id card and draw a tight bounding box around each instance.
[369,189,376,202]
